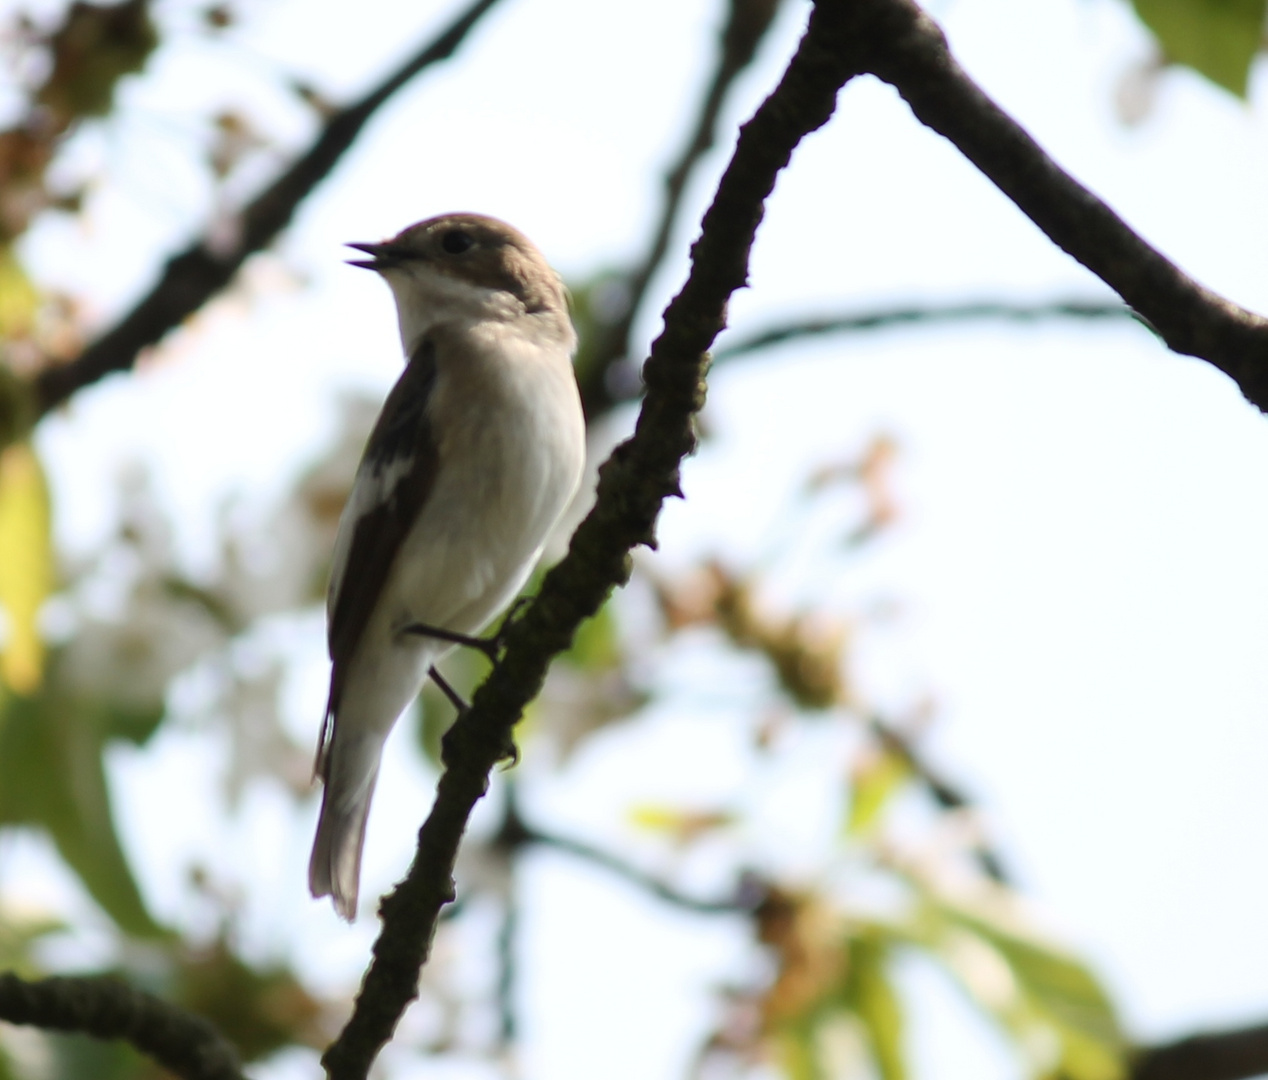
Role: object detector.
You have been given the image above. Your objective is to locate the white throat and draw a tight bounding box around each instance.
[384,266,520,357]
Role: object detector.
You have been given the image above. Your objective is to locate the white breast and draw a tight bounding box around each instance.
[384,320,585,637]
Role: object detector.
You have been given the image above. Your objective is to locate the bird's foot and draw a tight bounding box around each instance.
[493,595,533,640]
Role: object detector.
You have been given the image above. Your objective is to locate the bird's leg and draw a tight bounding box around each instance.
[428,665,470,714]
[403,621,500,662]
[403,597,535,662]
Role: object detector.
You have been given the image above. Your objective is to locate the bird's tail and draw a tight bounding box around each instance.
[309,732,384,921]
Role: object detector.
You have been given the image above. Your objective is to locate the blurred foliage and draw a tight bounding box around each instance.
[914,894,1127,1080]
[846,746,911,838]
[0,686,164,937]
[168,938,325,1060]
[0,0,156,245]
[35,0,156,124]
[0,252,38,345]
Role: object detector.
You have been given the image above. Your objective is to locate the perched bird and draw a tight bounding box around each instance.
[309,213,586,920]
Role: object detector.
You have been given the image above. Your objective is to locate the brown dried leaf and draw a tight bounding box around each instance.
[756,888,847,1025]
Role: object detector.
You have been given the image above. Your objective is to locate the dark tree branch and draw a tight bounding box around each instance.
[576,0,782,418]
[0,971,244,1080]
[320,3,868,1076]
[846,0,1268,410]
[714,297,1139,361]
[1133,1021,1268,1080]
[28,0,505,421]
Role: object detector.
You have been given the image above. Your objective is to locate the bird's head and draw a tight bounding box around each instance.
[348,213,570,355]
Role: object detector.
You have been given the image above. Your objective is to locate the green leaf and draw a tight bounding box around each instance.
[920,895,1126,1080]
[0,444,54,695]
[846,748,910,837]
[0,248,39,342]
[1130,0,1267,96]
[776,1018,826,1080]
[951,908,1120,1050]
[0,690,166,938]
[840,930,907,1080]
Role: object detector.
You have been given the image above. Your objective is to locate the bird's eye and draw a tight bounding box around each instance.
[440,230,474,255]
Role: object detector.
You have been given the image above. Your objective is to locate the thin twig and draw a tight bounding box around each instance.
[28,0,505,421]
[493,794,759,915]
[320,3,866,1076]
[848,0,1268,410]
[1133,1020,1268,1080]
[525,827,761,915]
[495,897,518,1048]
[484,787,754,1056]
[867,715,1012,884]
[0,972,245,1080]
[714,298,1139,361]
[576,0,783,418]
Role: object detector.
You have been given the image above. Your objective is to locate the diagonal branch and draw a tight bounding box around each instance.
[28,0,505,422]
[1133,1020,1268,1080]
[844,0,1268,410]
[714,297,1139,361]
[319,4,870,1078]
[0,971,245,1080]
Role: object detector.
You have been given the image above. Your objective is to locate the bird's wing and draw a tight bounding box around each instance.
[319,337,440,765]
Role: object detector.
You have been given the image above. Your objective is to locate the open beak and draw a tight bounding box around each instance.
[345,241,400,270]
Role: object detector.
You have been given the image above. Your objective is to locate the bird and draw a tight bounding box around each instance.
[308,213,586,920]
